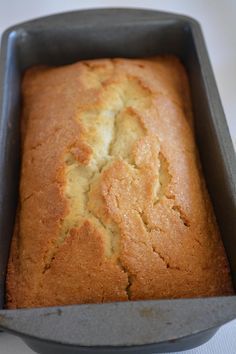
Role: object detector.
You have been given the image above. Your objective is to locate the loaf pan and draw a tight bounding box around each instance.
[0,8,236,354]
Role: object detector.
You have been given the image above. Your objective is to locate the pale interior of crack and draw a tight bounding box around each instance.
[154,152,172,203]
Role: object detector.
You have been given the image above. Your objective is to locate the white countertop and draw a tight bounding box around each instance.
[0,1,235,353]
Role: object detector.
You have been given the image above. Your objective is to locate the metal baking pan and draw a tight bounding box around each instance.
[0,8,235,354]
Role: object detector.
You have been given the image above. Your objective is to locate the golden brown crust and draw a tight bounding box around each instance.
[6,56,234,308]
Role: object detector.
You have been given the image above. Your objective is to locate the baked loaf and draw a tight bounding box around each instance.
[7,56,234,308]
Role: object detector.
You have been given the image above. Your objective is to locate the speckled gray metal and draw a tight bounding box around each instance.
[0,8,235,354]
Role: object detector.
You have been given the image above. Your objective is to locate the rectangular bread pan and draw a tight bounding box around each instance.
[0,8,236,354]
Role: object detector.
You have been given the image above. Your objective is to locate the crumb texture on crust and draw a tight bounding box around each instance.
[6,57,234,308]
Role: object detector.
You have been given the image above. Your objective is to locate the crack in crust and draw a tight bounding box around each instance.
[151,246,183,271]
[171,205,190,227]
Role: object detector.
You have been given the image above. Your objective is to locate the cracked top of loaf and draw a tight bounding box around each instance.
[6,56,234,308]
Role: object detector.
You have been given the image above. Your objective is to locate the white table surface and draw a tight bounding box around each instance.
[0,1,235,353]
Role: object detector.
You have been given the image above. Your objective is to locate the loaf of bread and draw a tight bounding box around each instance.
[7,56,234,308]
